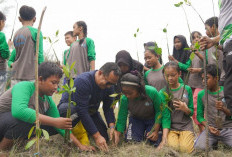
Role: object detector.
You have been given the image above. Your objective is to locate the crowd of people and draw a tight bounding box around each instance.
[0,0,232,154]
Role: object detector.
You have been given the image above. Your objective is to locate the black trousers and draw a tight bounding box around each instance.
[58,103,109,141]
[223,40,232,113]
[0,112,58,141]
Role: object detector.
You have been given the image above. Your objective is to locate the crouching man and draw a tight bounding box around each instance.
[0,62,94,151]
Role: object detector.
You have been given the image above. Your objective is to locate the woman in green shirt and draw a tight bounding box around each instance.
[113,72,166,147]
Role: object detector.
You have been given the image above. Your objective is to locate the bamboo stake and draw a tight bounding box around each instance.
[34,7,47,157]
[10,0,18,41]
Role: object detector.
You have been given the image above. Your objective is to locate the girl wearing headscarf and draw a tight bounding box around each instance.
[113,72,167,148]
[169,35,191,79]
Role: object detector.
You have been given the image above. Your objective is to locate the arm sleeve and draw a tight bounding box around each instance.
[178,59,191,71]
[8,49,16,67]
[197,91,205,123]
[115,96,128,133]
[102,88,115,126]
[151,88,162,124]
[29,27,44,64]
[63,50,67,65]
[144,70,151,85]
[45,97,65,137]
[159,89,171,129]
[86,38,96,61]
[73,78,98,135]
[0,32,10,59]
[186,86,194,116]
[11,82,36,123]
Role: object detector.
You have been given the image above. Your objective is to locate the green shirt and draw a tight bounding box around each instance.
[63,37,96,66]
[11,81,65,136]
[116,85,162,133]
[0,32,10,59]
[159,84,194,131]
[8,49,16,67]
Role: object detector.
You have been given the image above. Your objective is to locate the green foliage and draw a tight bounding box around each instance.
[174,2,183,7]
[189,52,195,61]
[42,129,49,140]
[109,93,120,97]
[134,33,137,38]
[163,28,167,33]
[25,139,36,150]
[147,42,162,55]
[28,126,35,139]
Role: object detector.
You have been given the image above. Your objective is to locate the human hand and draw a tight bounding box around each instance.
[79,145,96,152]
[157,138,167,150]
[8,39,13,48]
[215,100,224,111]
[199,36,214,51]
[109,127,115,141]
[209,126,220,136]
[113,130,121,146]
[146,131,158,141]
[188,68,202,73]
[168,55,175,61]
[94,134,109,152]
[173,100,188,112]
[54,117,72,130]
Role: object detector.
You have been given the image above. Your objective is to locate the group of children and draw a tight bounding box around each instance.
[0,4,232,154]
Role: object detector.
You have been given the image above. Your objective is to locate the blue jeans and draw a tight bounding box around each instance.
[126,116,162,147]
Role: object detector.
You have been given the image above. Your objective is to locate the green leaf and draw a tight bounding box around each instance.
[42,129,49,140]
[184,48,191,51]
[53,39,59,44]
[71,101,77,106]
[163,92,169,99]
[48,37,52,43]
[134,33,137,38]
[63,84,70,91]
[43,37,47,39]
[69,78,74,88]
[109,93,119,97]
[163,28,167,33]
[70,87,76,92]
[111,99,119,108]
[28,126,35,139]
[194,41,200,50]
[58,90,66,94]
[74,69,77,75]
[212,52,216,60]
[137,28,139,32]
[156,48,162,55]
[63,66,70,78]
[25,139,36,150]
[174,2,183,7]
[189,52,195,61]
[56,30,59,36]
[70,61,76,71]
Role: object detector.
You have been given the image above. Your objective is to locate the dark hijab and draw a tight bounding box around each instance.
[173,35,191,64]
[115,50,143,74]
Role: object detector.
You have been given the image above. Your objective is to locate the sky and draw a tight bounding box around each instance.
[1,0,219,69]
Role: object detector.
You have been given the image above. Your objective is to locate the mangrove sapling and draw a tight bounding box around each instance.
[133,28,140,61]
[163,24,171,57]
[24,6,47,156]
[58,62,77,143]
[43,30,60,64]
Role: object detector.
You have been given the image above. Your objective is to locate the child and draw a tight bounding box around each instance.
[195,64,232,149]
[160,61,194,153]
[178,31,205,134]
[144,48,166,91]
[63,31,76,66]
[66,21,96,78]
[204,16,225,86]
[10,5,44,86]
[0,11,10,96]
[169,35,191,80]
[0,62,94,151]
[114,72,166,148]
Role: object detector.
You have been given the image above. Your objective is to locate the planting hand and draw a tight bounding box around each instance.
[79,145,96,152]
[54,117,72,130]
[168,55,175,61]
[113,130,121,146]
[109,127,115,141]
[209,126,220,136]
[157,138,167,150]
[146,131,158,141]
[215,100,224,111]
[173,100,191,115]
[93,132,109,152]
